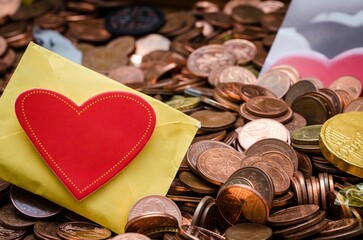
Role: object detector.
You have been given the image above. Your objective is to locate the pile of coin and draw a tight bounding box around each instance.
[0,183,112,239]
[1,0,363,239]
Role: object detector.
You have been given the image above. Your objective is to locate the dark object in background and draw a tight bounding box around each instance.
[105,5,165,36]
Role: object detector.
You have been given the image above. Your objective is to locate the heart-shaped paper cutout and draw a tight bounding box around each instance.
[272,48,363,89]
[15,89,156,200]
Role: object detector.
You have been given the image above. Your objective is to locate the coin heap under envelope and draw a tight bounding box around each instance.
[1,0,363,239]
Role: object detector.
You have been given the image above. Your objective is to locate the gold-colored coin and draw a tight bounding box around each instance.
[291,124,322,145]
[320,112,363,178]
[165,96,201,111]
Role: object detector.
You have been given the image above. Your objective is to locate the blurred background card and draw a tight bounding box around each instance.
[262,0,363,87]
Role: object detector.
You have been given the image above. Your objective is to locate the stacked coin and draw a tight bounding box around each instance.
[267,204,329,239]
[0,184,112,239]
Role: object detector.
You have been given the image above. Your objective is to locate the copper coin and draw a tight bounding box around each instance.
[240,84,277,102]
[252,41,268,67]
[294,171,308,204]
[187,44,236,78]
[274,211,326,237]
[344,97,363,112]
[225,223,272,240]
[217,184,270,224]
[57,222,111,240]
[197,148,245,185]
[166,195,202,204]
[318,218,359,237]
[0,204,35,230]
[191,196,214,226]
[10,186,62,220]
[290,176,303,205]
[296,151,313,178]
[168,178,192,196]
[267,204,320,227]
[240,101,300,123]
[272,191,294,209]
[159,12,195,37]
[69,18,111,42]
[239,155,289,195]
[260,12,284,32]
[328,174,335,192]
[199,201,217,231]
[232,5,263,25]
[236,119,289,150]
[125,213,178,238]
[34,13,66,30]
[106,36,136,55]
[306,178,314,204]
[284,79,319,107]
[251,161,290,195]
[323,173,330,194]
[314,225,363,240]
[12,0,52,21]
[112,233,151,240]
[179,225,224,240]
[319,174,327,210]
[246,96,287,118]
[240,155,272,169]
[0,223,26,240]
[203,11,233,29]
[200,95,232,112]
[128,195,182,226]
[320,88,342,115]
[291,94,329,125]
[283,219,329,240]
[245,138,298,173]
[142,50,183,67]
[223,0,260,15]
[0,22,27,39]
[336,89,353,110]
[179,171,217,195]
[184,87,215,98]
[257,70,291,98]
[186,140,234,173]
[212,91,240,112]
[215,82,244,102]
[34,222,61,240]
[228,167,274,207]
[329,76,362,100]
[262,33,276,48]
[311,176,321,206]
[190,110,236,131]
[223,39,257,65]
[308,91,335,118]
[223,130,239,145]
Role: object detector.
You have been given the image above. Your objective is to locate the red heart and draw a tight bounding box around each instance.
[272,49,363,89]
[15,89,156,200]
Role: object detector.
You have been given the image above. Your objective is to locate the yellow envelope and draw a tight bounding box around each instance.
[0,42,200,233]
